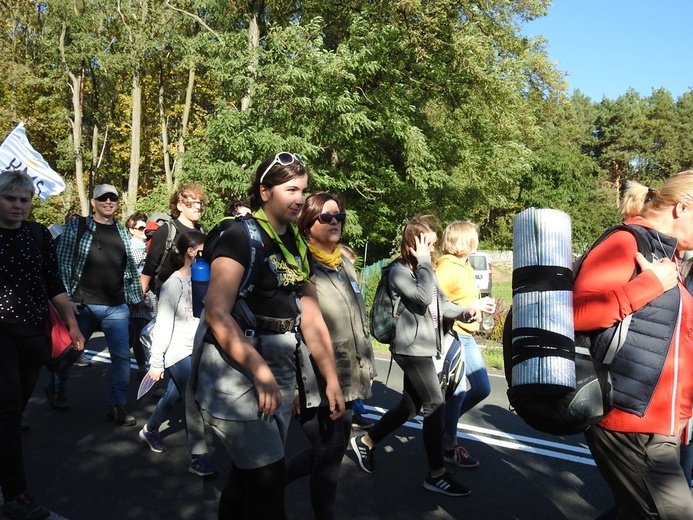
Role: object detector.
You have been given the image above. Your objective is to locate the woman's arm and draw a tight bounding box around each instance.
[147,277,179,380]
[574,231,676,331]
[205,256,283,416]
[389,257,435,306]
[299,281,345,420]
[50,292,85,352]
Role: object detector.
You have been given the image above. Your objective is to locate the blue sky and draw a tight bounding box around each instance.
[522,1,693,101]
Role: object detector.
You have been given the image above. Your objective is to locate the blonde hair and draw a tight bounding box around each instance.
[621,170,693,218]
[441,221,479,257]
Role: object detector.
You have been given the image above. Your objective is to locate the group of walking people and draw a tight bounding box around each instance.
[6,150,693,520]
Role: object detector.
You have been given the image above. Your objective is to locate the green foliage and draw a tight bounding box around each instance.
[2,1,693,258]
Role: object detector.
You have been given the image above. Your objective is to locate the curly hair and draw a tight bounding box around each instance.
[169,183,207,218]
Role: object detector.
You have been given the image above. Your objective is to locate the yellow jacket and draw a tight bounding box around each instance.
[436,254,479,336]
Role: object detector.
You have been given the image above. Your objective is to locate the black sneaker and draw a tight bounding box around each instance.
[2,492,51,520]
[423,471,471,497]
[44,386,69,410]
[444,445,479,468]
[351,413,374,430]
[107,405,136,426]
[74,355,92,367]
[350,434,376,473]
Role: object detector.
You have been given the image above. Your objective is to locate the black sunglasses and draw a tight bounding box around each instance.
[95,194,119,202]
[317,212,346,224]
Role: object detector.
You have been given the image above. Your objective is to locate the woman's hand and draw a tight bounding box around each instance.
[636,252,678,292]
[410,233,432,258]
[325,381,346,421]
[254,365,283,416]
[466,308,483,323]
[148,369,164,382]
[474,296,496,314]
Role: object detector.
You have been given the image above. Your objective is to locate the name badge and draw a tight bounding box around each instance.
[351,281,361,294]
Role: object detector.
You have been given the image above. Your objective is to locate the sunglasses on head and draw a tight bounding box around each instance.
[317,212,346,224]
[259,152,305,185]
[95,194,119,202]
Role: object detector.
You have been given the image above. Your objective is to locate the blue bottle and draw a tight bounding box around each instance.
[191,251,210,318]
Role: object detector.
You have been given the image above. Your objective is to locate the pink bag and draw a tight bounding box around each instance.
[45,301,73,367]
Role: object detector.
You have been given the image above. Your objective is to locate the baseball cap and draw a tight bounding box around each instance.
[93,184,119,199]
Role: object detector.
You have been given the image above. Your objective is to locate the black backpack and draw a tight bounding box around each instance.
[369,260,404,344]
[503,224,652,436]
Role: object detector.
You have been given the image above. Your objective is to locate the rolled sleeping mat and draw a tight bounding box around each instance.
[511,208,575,394]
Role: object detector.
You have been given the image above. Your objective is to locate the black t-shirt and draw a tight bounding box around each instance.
[141,219,204,290]
[78,222,126,305]
[207,218,313,319]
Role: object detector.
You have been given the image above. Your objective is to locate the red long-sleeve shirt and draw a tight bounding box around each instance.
[573,217,693,436]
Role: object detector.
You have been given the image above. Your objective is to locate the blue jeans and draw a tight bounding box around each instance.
[443,334,491,442]
[50,303,131,405]
[147,356,191,432]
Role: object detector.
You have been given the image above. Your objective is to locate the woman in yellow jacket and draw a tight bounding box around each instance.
[436,221,495,468]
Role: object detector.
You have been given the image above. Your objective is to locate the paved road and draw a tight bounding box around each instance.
[12,336,613,520]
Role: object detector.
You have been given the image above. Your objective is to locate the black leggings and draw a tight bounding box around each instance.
[285,404,354,520]
[0,323,47,501]
[218,459,286,520]
[368,354,445,470]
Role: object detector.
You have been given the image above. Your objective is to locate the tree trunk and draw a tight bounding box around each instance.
[240,0,263,112]
[60,22,88,215]
[174,62,195,185]
[159,78,172,190]
[127,69,142,216]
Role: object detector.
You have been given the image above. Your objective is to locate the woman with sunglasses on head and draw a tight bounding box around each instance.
[286,192,375,520]
[351,216,480,497]
[193,153,345,520]
[140,183,206,295]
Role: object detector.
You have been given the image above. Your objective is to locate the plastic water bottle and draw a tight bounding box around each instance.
[191,251,210,318]
[482,312,495,332]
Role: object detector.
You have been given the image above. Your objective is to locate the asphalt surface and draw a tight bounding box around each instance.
[10,334,614,520]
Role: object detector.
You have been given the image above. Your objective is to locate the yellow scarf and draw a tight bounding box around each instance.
[308,243,342,268]
[252,208,311,282]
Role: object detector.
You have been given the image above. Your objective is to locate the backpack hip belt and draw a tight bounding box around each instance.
[255,315,296,334]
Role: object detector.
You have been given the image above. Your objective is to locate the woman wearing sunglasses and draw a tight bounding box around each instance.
[288,192,375,520]
[126,212,153,376]
[194,152,345,519]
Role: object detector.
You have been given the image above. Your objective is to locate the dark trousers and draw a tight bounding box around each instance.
[285,404,354,520]
[585,424,693,519]
[218,459,286,520]
[0,323,48,501]
[128,317,149,369]
[369,354,446,470]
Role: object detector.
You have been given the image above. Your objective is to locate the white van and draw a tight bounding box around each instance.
[469,252,492,297]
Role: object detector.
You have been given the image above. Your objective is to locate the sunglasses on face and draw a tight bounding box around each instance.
[259,152,305,185]
[317,212,346,224]
[95,194,119,202]
[1,194,31,204]
[133,225,146,231]
[181,199,205,209]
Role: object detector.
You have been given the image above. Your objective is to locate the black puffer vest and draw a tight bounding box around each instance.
[591,225,679,417]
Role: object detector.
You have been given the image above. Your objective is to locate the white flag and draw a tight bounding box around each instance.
[0,122,65,201]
